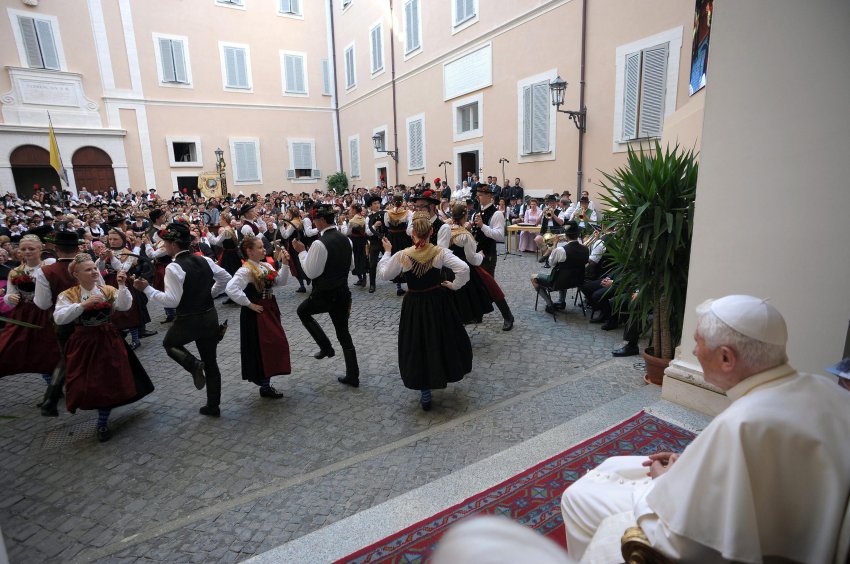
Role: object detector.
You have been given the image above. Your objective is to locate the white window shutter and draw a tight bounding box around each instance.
[465,0,475,18]
[521,85,532,155]
[311,169,320,178]
[408,119,424,170]
[349,138,360,178]
[224,47,238,87]
[455,0,465,24]
[531,81,550,153]
[471,104,479,129]
[293,142,312,170]
[321,59,331,95]
[284,54,296,92]
[622,51,641,141]
[371,26,382,73]
[34,19,59,70]
[345,47,355,88]
[235,48,248,88]
[405,0,420,53]
[234,142,259,182]
[172,40,187,83]
[637,43,668,138]
[19,17,43,68]
[292,0,301,14]
[159,39,176,82]
[287,169,296,179]
[294,56,305,93]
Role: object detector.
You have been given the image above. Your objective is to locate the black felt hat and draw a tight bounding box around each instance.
[239,203,256,217]
[159,221,192,243]
[53,230,81,248]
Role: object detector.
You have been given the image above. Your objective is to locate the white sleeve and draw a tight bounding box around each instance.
[481,211,505,242]
[207,257,232,297]
[436,224,452,249]
[549,245,567,266]
[462,234,483,266]
[377,251,403,281]
[3,274,19,307]
[34,268,52,310]
[440,248,470,290]
[207,231,225,246]
[302,218,319,237]
[299,240,327,279]
[276,263,289,287]
[225,266,252,307]
[340,222,350,236]
[589,240,605,263]
[53,292,84,325]
[283,224,295,238]
[240,224,254,238]
[113,285,133,311]
[143,262,185,308]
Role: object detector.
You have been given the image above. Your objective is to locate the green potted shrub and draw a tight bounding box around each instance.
[327,171,349,195]
[598,142,698,384]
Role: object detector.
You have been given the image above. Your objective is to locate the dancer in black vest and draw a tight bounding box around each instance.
[291,203,360,387]
[471,186,515,330]
[134,222,231,416]
[364,196,384,293]
[406,188,444,246]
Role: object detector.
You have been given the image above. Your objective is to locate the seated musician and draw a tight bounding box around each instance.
[533,195,569,266]
[530,222,589,313]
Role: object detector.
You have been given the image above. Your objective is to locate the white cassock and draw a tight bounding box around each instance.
[562,365,850,563]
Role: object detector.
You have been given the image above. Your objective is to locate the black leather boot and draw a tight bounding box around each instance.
[338,349,360,387]
[165,346,206,390]
[495,299,515,331]
[301,317,335,358]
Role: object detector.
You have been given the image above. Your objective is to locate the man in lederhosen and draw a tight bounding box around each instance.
[134,221,231,416]
[291,203,360,387]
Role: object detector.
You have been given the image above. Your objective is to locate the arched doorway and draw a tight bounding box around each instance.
[72,146,116,194]
[9,145,60,199]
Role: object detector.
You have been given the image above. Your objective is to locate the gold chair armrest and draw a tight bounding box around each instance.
[621,526,672,564]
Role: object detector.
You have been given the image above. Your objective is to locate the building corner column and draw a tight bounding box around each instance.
[661,346,730,416]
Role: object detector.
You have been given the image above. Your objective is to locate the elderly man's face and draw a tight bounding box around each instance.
[693,331,726,387]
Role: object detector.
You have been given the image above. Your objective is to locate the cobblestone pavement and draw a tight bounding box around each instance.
[0,248,645,563]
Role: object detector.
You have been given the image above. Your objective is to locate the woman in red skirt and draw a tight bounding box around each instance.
[225,236,292,399]
[54,254,154,442]
[0,234,59,382]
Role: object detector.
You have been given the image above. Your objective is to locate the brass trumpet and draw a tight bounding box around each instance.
[544,207,555,219]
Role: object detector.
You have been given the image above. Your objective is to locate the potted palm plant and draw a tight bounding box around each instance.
[598,142,698,384]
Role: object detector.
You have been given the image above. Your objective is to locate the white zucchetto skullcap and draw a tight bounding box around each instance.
[709,295,787,346]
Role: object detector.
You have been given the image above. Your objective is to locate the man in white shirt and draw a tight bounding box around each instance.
[561,295,850,563]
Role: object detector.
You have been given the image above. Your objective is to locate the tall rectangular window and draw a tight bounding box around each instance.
[404,0,421,55]
[521,80,551,155]
[349,137,360,178]
[279,0,301,16]
[17,16,60,70]
[221,44,251,90]
[622,43,669,140]
[457,102,478,133]
[157,37,189,84]
[287,140,319,179]
[454,0,476,26]
[321,59,332,95]
[407,115,425,172]
[282,52,307,94]
[344,44,356,89]
[370,23,384,74]
[232,140,261,183]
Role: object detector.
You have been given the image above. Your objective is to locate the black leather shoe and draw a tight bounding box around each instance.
[502,317,514,331]
[368,284,376,293]
[190,360,206,390]
[543,261,551,269]
[96,426,112,443]
[161,316,175,324]
[140,329,158,338]
[130,341,141,350]
[544,305,555,314]
[337,375,359,388]
[420,400,432,411]
[612,344,640,357]
[474,317,483,324]
[40,403,59,417]
[590,315,609,324]
[396,288,406,296]
[259,386,284,399]
[296,286,306,293]
[354,278,366,287]
[538,255,548,263]
[601,319,619,331]
[554,302,566,310]
[199,405,221,417]
[314,347,335,359]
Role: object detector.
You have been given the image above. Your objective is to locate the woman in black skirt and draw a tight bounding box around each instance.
[377,211,472,410]
[342,203,368,287]
[224,236,291,399]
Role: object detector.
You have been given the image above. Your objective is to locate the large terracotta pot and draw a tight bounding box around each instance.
[642,347,671,386]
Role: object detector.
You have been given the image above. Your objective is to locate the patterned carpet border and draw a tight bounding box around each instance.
[336,411,696,563]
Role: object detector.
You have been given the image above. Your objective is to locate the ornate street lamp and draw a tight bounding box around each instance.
[371,133,398,162]
[549,76,587,132]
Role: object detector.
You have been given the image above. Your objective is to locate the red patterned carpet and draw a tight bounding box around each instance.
[336,411,696,563]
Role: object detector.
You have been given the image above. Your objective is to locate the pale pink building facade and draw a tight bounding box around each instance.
[0,0,699,199]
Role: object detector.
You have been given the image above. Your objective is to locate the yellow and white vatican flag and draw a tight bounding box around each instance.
[47,113,69,186]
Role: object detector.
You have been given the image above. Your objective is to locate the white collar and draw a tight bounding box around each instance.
[320,226,337,234]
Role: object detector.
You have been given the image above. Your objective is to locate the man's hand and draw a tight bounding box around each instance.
[601,277,613,288]
[475,214,484,228]
[6,293,20,306]
[373,220,383,228]
[133,278,149,291]
[291,239,305,253]
[248,303,264,313]
[643,452,680,479]
[381,237,392,254]
[116,270,127,286]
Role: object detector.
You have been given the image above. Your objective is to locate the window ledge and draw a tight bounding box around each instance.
[452,15,479,35]
[370,67,386,79]
[283,90,309,97]
[224,85,254,93]
[277,11,304,20]
[403,47,422,62]
[291,178,319,184]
